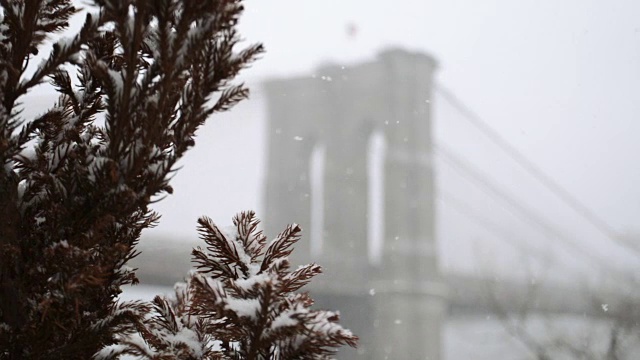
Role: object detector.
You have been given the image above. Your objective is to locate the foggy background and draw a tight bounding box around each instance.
[21,0,640,358]
[144,0,640,280]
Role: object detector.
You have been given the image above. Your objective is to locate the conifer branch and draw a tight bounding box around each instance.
[0,1,263,357]
[0,2,355,359]
[111,211,357,360]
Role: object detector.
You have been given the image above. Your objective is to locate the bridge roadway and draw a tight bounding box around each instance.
[130,237,639,321]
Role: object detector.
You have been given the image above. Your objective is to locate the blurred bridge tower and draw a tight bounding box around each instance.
[263,49,446,359]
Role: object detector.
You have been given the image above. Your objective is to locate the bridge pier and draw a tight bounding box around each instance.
[263,49,445,359]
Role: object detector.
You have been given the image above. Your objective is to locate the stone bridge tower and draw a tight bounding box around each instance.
[263,49,446,359]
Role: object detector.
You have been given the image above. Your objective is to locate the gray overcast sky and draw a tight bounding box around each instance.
[22,1,640,280]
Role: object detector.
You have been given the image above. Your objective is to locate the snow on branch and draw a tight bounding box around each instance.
[0,0,262,357]
[107,211,357,359]
[0,1,355,358]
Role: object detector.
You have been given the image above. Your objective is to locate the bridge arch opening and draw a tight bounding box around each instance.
[367,130,387,266]
[309,142,326,258]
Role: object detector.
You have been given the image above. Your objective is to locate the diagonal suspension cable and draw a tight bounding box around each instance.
[434,82,638,256]
[434,143,637,283]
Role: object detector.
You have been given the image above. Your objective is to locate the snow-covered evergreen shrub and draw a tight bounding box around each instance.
[0,0,355,358]
[97,211,357,359]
